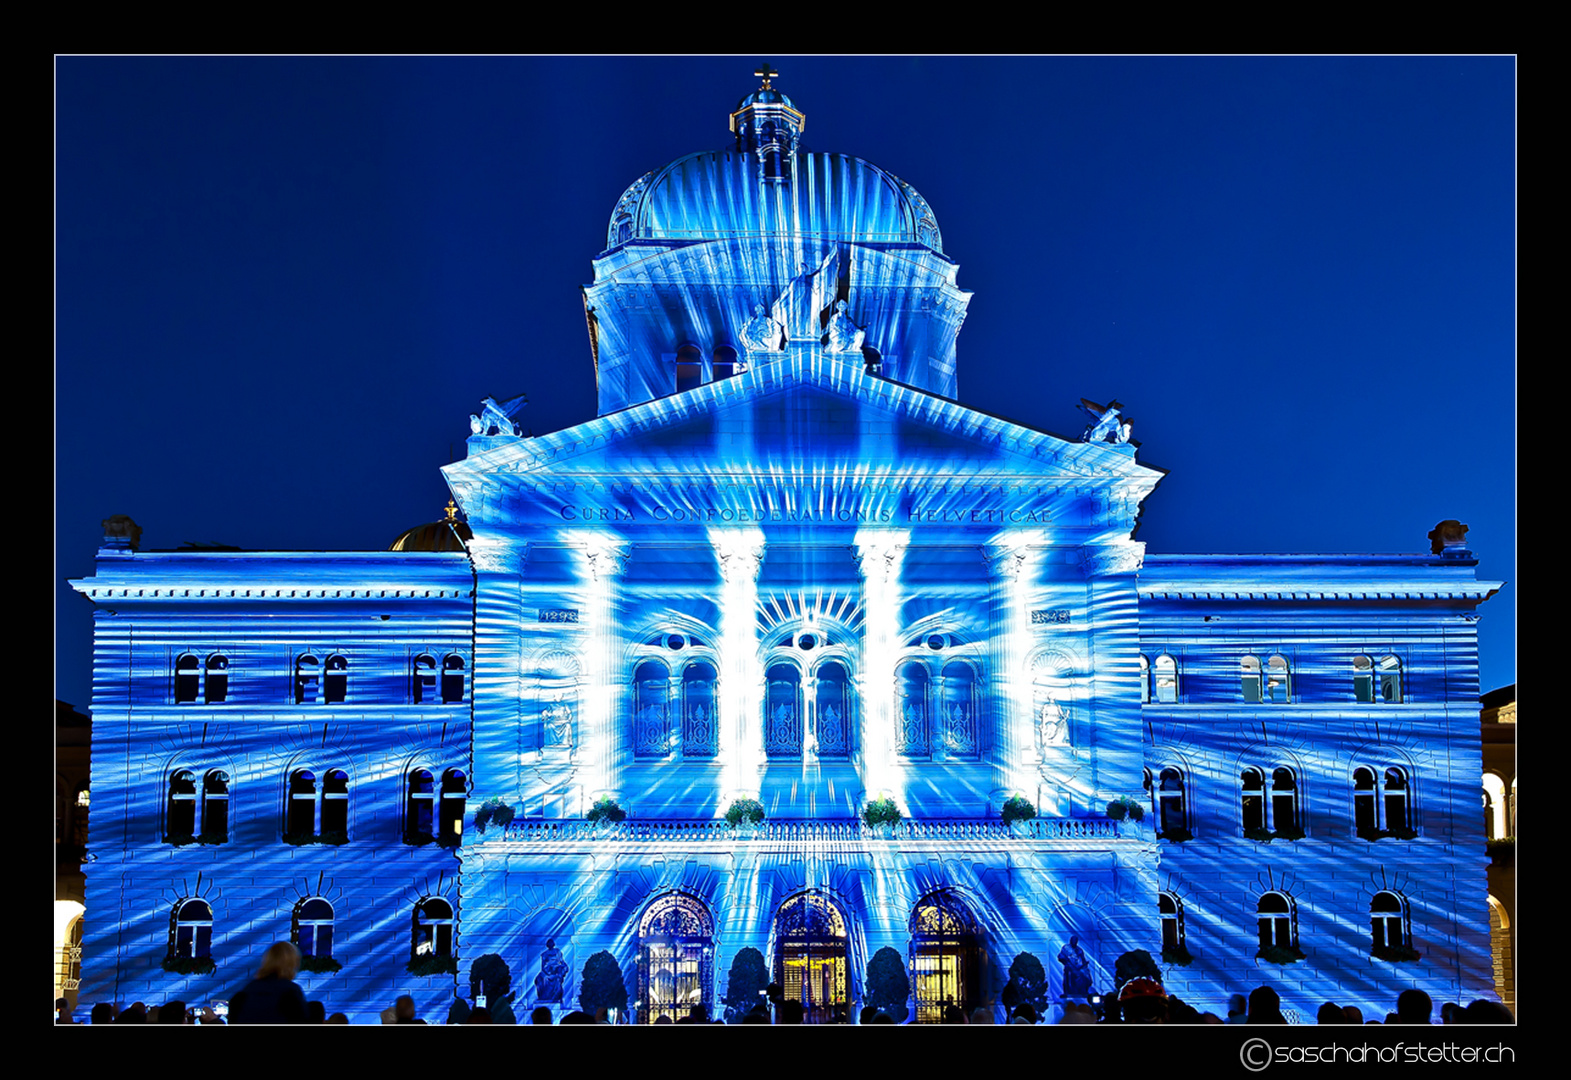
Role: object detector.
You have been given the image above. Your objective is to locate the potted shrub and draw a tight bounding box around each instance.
[587,796,626,835]
[473,797,516,836]
[1371,943,1421,963]
[862,796,902,838]
[865,946,911,1023]
[1105,795,1145,823]
[1255,943,1306,965]
[579,950,629,1020]
[721,947,770,1023]
[1162,942,1193,966]
[1001,952,1050,1020]
[1001,795,1037,837]
[300,955,342,974]
[161,955,216,976]
[406,955,459,977]
[724,798,766,837]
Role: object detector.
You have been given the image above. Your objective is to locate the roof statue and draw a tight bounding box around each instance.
[470,393,527,437]
[1079,398,1133,446]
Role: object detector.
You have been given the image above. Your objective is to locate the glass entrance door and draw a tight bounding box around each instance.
[637,893,714,1024]
[774,892,850,1024]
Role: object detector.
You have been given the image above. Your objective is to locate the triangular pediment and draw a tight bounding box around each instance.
[444,354,1162,537]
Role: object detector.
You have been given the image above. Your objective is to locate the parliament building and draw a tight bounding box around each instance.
[70,72,1502,1023]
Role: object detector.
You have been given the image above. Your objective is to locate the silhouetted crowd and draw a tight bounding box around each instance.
[57,943,1516,1025]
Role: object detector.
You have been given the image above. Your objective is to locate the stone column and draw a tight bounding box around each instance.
[714,530,766,801]
[666,673,683,759]
[1076,540,1145,816]
[468,536,528,803]
[581,541,629,803]
[983,541,1032,804]
[852,535,906,803]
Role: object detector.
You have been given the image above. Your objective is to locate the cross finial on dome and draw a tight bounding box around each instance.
[754,62,778,89]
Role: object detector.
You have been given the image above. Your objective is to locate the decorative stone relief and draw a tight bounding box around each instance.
[468,538,524,575]
[1078,541,1145,578]
[584,544,630,581]
[850,539,905,583]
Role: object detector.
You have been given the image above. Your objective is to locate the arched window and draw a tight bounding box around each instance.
[295,897,335,960]
[1241,768,1267,833]
[287,768,349,843]
[712,344,739,380]
[1272,767,1299,834]
[178,653,230,704]
[1378,655,1403,703]
[295,655,320,704]
[1265,655,1290,703]
[814,661,851,758]
[1256,892,1297,954]
[1483,773,1507,839]
[287,769,317,839]
[1243,766,1299,837]
[201,770,229,843]
[321,769,349,838]
[439,769,467,847]
[1370,891,1409,955]
[1354,764,1414,839]
[637,893,715,1024]
[1353,655,1374,702]
[1153,655,1178,704]
[938,661,979,759]
[441,654,466,704]
[413,654,437,704]
[765,663,803,757]
[58,916,83,994]
[175,654,201,703]
[406,768,435,842]
[1138,655,1150,705]
[205,654,228,703]
[413,898,454,960]
[675,343,703,393]
[1158,767,1187,838]
[1159,893,1187,960]
[681,662,718,758]
[1241,655,1262,703]
[1384,767,1411,835]
[171,899,213,961]
[323,654,348,704]
[896,661,931,757]
[1354,766,1380,837]
[167,770,198,841]
[633,659,671,758]
[910,891,980,1024]
[1354,654,1404,703]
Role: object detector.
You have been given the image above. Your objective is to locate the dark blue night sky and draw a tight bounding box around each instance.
[56,56,1515,710]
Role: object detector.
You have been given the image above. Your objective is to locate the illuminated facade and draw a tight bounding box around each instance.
[70,73,1502,1023]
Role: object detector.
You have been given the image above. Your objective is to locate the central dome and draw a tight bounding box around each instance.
[585,71,970,416]
[604,71,942,254]
[606,151,943,253]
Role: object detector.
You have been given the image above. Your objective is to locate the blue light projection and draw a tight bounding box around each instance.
[68,70,1504,1024]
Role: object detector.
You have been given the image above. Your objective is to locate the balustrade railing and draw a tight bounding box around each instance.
[487,816,1123,844]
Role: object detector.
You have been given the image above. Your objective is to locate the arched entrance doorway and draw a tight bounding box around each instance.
[637,893,714,1024]
[774,891,849,1023]
[910,890,981,1022]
